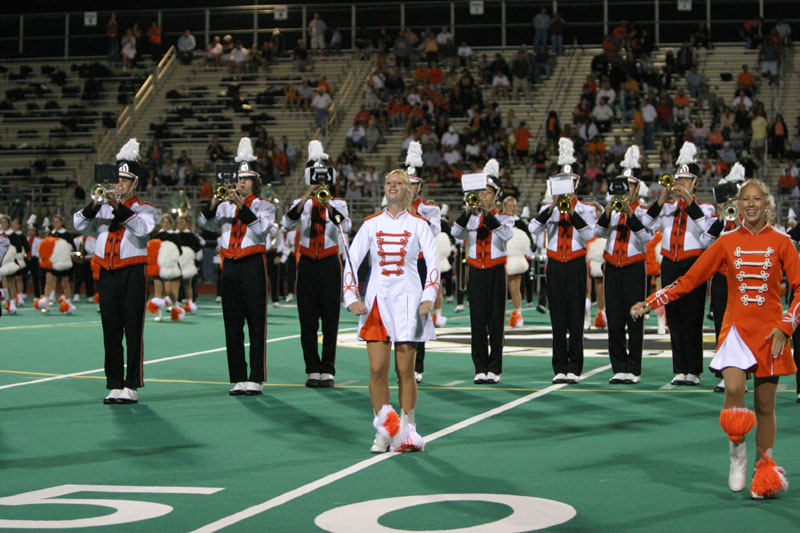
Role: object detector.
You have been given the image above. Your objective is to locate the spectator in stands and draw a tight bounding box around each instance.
[443,144,462,167]
[731,88,753,112]
[330,27,343,54]
[457,41,473,68]
[770,114,788,160]
[514,121,533,165]
[229,41,250,73]
[736,64,756,96]
[718,141,739,166]
[550,12,565,56]
[573,97,592,124]
[441,126,460,150]
[427,61,444,91]
[596,80,615,107]
[205,36,223,67]
[207,135,228,169]
[308,12,327,57]
[106,15,119,62]
[740,16,763,50]
[691,118,708,149]
[121,29,136,71]
[147,21,162,63]
[631,105,645,148]
[177,29,197,65]
[608,136,627,162]
[492,69,510,100]
[640,97,656,150]
[283,83,299,112]
[293,39,310,72]
[394,31,412,71]
[365,118,383,153]
[578,116,599,143]
[789,137,800,161]
[279,136,297,171]
[346,121,366,151]
[707,125,724,155]
[511,48,531,100]
[690,21,710,49]
[729,123,747,154]
[685,65,704,99]
[535,45,551,78]
[312,87,332,136]
[673,88,691,123]
[533,8,550,50]
[760,30,780,84]
[545,110,560,145]
[676,42,693,75]
[147,139,164,170]
[775,19,792,47]
[750,111,768,161]
[423,33,439,66]
[437,26,455,62]
[592,97,614,134]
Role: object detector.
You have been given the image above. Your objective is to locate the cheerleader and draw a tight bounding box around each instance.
[640,142,715,386]
[198,137,276,396]
[0,216,24,314]
[502,196,533,328]
[343,169,439,453]
[585,206,607,330]
[596,146,654,384]
[632,179,797,499]
[146,214,182,321]
[35,215,76,314]
[9,218,28,308]
[0,231,9,317]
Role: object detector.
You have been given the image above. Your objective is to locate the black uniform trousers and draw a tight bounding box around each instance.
[546,257,586,375]
[415,258,428,373]
[73,260,94,297]
[297,254,341,375]
[98,263,147,390]
[661,256,707,375]
[604,261,646,376]
[709,272,727,342]
[266,250,281,302]
[467,264,507,374]
[25,257,42,297]
[220,253,268,383]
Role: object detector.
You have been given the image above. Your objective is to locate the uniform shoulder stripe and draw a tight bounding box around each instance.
[409,211,428,222]
[364,210,383,221]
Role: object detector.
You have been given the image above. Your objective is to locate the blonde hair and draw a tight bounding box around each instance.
[737,178,775,210]
[385,168,413,211]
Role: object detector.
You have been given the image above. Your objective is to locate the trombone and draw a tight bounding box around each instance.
[90,183,122,203]
[658,172,675,191]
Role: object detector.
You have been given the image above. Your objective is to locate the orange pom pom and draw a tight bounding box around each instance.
[719,407,755,443]
[750,455,789,499]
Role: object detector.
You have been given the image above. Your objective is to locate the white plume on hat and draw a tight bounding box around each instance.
[26,214,37,227]
[307,140,328,162]
[42,217,51,228]
[621,145,641,170]
[405,141,423,168]
[720,162,746,184]
[638,181,650,198]
[483,158,500,178]
[521,206,531,218]
[676,142,698,165]
[557,138,576,166]
[116,138,140,162]
[440,203,449,217]
[235,137,256,163]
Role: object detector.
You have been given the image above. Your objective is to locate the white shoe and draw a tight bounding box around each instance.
[72,294,80,302]
[433,312,447,327]
[370,432,390,453]
[714,379,726,392]
[609,372,627,384]
[414,372,423,383]
[272,302,281,308]
[215,296,222,303]
[729,440,748,492]
[671,373,686,385]
[552,373,567,384]
[474,372,487,384]
[626,373,640,384]
[485,372,501,384]
[229,382,248,396]
[454,304,465,313]
[446,295,454,303]
[657,314,666,335]
[684,373,700,386]
[154,307,163,322]
[566,373,580,384]
[285,293,294,303]
[103,389,123,404]
[319,373,334,387]
[583,313,591,330]
[117,387,138,404]
[245,381,264,395]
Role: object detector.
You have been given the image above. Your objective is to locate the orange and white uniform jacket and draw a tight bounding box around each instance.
[529,198,597,262]
[452,209,513,268]
[282,196,351,260]
[73,196,158,270]
[198,195,275,260]
[641,197,715,262]
[343,208,440,343]
[646,224,800,377]
[595,201,654,267]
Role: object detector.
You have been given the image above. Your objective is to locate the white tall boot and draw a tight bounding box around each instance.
[729,440,747,492]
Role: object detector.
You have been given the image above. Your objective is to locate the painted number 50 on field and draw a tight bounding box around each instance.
[0,485,223,529]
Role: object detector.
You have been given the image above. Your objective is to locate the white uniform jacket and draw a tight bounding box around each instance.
[282,196,351,260]
[0,233,9,264]
[451,209,514,269]
[529,198,597,262]
[198,195,275,260]
[640,197,715,262]
[73,196,157,270]
[343,209,440,342]
[595,202,654,267]
[412,196,441,237]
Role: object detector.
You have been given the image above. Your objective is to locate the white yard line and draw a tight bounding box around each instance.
[192,363,613,533]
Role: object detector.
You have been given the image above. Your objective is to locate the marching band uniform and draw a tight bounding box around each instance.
[281,228,297,302]
[595,146,653,383]
[266,223,284,306]
[26,224,43,298]
[198,138,275,395]
[641,142,715,385]
[452,160,513,384]
[73,138,157,404]
[530,139,596,384]
[283,140,351,387]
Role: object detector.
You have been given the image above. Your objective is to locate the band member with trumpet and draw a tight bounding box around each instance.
[343,168,439,453]
[641,142,715,386]
[595,146,654,384]
[404,141,442,383]
[704,163,745,392]
[530,138,597,385]
[452,159,513,384]
[73,138,158,404]
[282,140,350,388]
[199,137,276,396]
[631,179,798,499]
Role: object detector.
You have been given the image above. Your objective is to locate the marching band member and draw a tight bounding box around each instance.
[147,214,182,322]
[595,146,653,384]
[176,214,202,313]
[405,141,442,383]
[452,159,513,384]
[503,196,533,328]
[73,138,157,404]
[282,140,351,388]
[9,218,28,308]
[530,139,596,384]
[198,137,275,396]
[25,219,43,299]
[641,142,715,386]
[343,168,439,453]
[0,230,9,318]
[632,179,797,499]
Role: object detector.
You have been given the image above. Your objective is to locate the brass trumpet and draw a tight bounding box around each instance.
[557,194,573,214]
[658,172,675,190]
[722,201,739,221]
[464,191,480,207]
[315,184,331,203]
[90,183,121,203]
[611,196,628,212]
[215,182,233,201]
